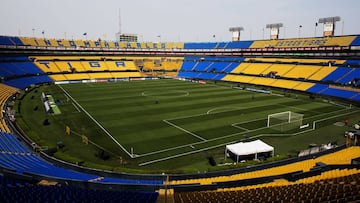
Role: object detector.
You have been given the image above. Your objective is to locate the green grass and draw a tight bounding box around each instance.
[15,79,360,174]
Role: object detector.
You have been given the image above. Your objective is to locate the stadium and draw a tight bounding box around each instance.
[1,9,360,203]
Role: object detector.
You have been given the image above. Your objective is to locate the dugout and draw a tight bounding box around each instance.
[225,140,274,163]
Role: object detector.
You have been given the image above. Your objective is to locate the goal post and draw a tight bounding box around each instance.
[267,111,304,131]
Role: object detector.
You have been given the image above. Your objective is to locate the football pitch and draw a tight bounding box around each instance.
[18,79,360,172]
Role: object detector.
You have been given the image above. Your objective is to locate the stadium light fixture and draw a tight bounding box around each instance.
[229,27,244,41]
[229,27,244,32]
[266,23,283,29]
[266,23,283,40]
[318,16,341,24]
[318,16,341,37]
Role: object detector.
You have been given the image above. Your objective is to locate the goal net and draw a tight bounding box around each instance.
[267,111,304,132]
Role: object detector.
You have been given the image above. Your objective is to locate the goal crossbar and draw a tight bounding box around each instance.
[267,111,303,129]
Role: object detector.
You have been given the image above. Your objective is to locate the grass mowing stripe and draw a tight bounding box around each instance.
[138,109,359,166]
[18,79,359,172]
[60,80,360,164]
[163,120,207,141]
[58,84,133,158]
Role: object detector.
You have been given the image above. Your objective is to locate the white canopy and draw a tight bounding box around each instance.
[225,140,274,162]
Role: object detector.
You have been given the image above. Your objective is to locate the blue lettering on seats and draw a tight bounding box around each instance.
[69,40,76,47]
[56,40,64,46]
[44,39,51,46]
[104,41,109,48]
[89,62,100,68]
[115,61,125,67]
[39,61,50,68]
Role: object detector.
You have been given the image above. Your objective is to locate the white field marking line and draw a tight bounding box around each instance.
[239,109,360,139]
[231,116,266,126]
[138,115,273,158]
[139,142,230,166]
[276,103,321,114]
[231,123,249,131]
[85,83,94,87]
[136,104,337,158]
[163,119,207,141]
[138,109,360,166]
[312,109,360,130]
[165,112,208,121]
[135,140,207,157]
[64,93,70,102]
[165,103,277,122]
[136,108,353,160]
[58,85,133,158]
[71,102,81,113]
[228,108,354,138]
[70,130,119,157]
[78,94,142,102]
[141,90,189,97]
[206,106,245,115]
[137,108,258,157]
[139,106,352,158]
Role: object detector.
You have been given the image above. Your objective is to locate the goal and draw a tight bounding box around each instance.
[267,111,304,131]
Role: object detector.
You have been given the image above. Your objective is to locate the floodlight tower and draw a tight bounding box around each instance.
[229,27,244,41]
[318,16,341,37]
[266,23,283,40]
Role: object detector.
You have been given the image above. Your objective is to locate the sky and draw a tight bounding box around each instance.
[1,0,360,42]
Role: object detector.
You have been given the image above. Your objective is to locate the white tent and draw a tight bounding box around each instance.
[225,140,274,163]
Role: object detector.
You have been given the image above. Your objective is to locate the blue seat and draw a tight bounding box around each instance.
[184,42,216,49]
[322,67,352,83]
[0,132,163,185]
[226,41,253,49]
[321,88,358,100]
[4,76,53,89]
[350,36,360,46]
[0,36,14,46]
[337,69,360,84]
[0,180,159,203]
[306,84,328,93]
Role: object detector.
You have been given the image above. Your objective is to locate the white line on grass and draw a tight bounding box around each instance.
[134,140,207,158]
[231,123,249,131]
[165,103,270,121]
[137,110,277,158]
[58,85,133,158]
[64,94,70,102]
[72,102,81,113]
[276,103,322,114]
[165,112,207,121]
[139,105,352,159]
[138,108,359,166]
[137,105,336,158]
[277,103,317,112]
[163,119,207,141]
[206,107,243,115]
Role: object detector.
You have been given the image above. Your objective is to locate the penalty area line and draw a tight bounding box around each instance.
[139,108,360,165]
[163,119,207,141]
[58,85,133,158]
